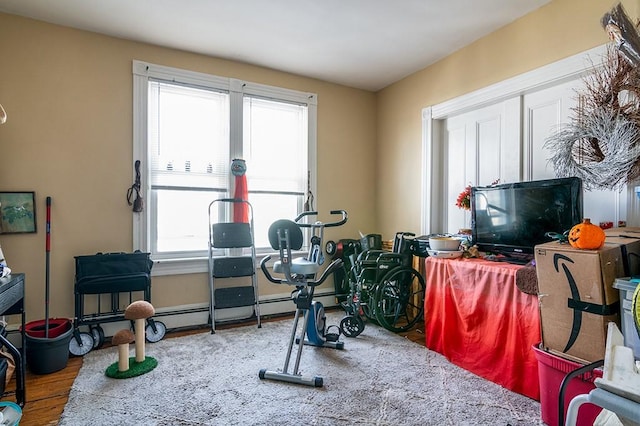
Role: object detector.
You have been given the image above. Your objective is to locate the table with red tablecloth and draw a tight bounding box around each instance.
[424,256,541,400]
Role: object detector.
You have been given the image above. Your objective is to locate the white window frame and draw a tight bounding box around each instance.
[132,60,317,276]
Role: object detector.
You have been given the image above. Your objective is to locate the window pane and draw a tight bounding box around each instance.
[149,81,229,188]
[243,97,307,192]
[249,193,302,249]
[155,189,224,253]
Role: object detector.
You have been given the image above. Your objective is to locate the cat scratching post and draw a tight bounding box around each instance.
[124,301,155,362]
[112,329,135,372]
[106,301,158,379]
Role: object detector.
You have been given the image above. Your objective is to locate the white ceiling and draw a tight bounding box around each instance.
[0,0,551,91]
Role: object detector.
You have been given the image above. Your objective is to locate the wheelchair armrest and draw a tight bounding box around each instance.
[376,252,404,261]
[375,252,406,266]
[357,250,386,262]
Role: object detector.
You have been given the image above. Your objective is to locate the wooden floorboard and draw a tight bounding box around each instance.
[2,315,425,425]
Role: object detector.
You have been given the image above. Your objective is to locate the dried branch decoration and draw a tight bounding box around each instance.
[545,3,640,190]
[602,2,640,67]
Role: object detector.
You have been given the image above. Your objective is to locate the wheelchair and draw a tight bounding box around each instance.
[258,210,347,387]
[339,232,425,337]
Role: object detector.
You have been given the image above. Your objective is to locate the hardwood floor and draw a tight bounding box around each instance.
[2,315,425,425]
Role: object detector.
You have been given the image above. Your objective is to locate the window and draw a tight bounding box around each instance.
[133,61,317,275]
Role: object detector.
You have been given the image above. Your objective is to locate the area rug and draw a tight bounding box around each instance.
[59,311,542,425]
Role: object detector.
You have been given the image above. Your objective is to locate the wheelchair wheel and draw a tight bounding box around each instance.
[374,267,425,332]
[340,315,365,337]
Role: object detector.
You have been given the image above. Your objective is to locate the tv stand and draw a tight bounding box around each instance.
[424,257,540,400]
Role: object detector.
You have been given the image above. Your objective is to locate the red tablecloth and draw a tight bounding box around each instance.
[424,256,541,400]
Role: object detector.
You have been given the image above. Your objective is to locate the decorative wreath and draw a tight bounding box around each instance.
[545,105,640,190]
[545,3,640,190]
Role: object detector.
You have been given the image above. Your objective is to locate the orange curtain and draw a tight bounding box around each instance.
[233,174,249,223]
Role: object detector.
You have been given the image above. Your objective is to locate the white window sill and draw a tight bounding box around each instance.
[151,256,209,276]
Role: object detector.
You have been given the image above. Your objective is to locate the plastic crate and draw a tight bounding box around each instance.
[532,344,602,426]
[613,278,640,360]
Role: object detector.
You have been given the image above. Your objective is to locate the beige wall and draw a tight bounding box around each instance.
[0,13,376,321]
[376,0,639,237]
[1,0,636,322]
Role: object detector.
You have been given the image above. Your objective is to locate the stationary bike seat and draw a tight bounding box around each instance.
[269,219,320,278]
[273,257,319,276]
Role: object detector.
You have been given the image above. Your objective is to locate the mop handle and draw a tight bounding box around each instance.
[46,197,51,251]
[45,196,51,338]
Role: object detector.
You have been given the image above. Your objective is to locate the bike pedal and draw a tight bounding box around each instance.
[325,332,339,342]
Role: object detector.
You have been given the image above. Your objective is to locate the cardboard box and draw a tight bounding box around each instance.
[603,228,640,277]
[535,241,623,363]
[603,226,640,237]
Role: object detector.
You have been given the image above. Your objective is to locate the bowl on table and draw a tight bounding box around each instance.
[428,237,461,251]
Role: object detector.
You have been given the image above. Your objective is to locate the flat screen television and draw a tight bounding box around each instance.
[470,177,583,261]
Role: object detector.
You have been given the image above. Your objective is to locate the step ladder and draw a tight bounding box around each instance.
[207,198,261,333]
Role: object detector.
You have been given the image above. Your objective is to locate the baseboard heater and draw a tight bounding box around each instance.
[91,290,339,338]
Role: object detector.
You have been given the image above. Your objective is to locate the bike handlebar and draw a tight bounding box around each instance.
[294,210,348,228]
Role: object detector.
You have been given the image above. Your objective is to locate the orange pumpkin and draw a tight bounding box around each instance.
[568,218,606,249]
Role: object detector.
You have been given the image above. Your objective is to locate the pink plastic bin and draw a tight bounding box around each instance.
[533,344,603,426]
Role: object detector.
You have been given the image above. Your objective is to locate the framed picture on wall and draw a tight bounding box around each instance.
[0,192,36,234]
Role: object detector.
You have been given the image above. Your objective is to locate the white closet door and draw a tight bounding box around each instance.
[523,81,626,226]
[444,99,520,234]
[523,79,577,180]
[444,118,474,233]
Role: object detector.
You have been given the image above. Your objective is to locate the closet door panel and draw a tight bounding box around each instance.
[523,80,626,226]
[523,80,576,181]
[476,117,500,185]
[500,97,522,184]
[444,101,518,234]
[445,118,474,234]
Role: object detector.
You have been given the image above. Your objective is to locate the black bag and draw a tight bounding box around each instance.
[74,251,152,294]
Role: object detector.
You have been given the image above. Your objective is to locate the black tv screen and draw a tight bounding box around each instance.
[471,177,583,258]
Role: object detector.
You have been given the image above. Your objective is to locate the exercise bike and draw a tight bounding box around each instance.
[259,210,347,387]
